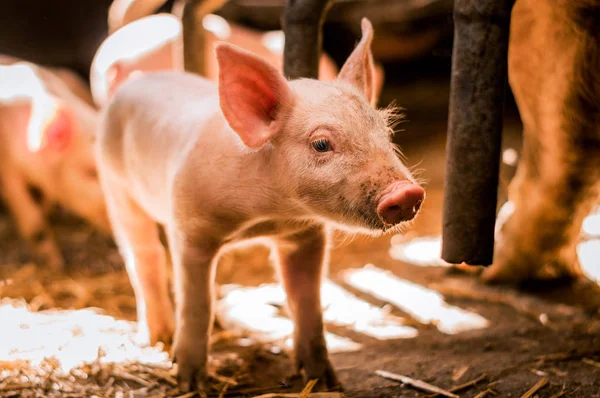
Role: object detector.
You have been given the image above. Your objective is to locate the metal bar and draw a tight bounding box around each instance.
[181,0,228,76]
[282,0,333,79]
[441,0,515,266]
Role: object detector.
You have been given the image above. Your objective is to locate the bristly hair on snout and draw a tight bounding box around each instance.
[378,101,428,188]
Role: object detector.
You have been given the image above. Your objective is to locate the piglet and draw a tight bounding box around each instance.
[90,13,184,108]
[0,58,110,270]
[91,12,342,105]
[96,18,424,392]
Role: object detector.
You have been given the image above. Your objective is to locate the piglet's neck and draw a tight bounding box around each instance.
[229,141,300,218]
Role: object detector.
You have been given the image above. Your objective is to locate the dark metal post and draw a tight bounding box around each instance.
[282,0,333,79]
[181,0,227,76]
[441,0,515,265]
[181,0,206,76]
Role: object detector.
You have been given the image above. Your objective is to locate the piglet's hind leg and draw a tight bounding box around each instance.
[102,178,175,347]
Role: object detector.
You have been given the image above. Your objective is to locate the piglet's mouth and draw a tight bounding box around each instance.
[376,180,425,226]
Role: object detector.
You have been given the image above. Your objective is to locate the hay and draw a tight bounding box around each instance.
[0,297,303,397]
[0,264,248,398]
[0,264,342,397]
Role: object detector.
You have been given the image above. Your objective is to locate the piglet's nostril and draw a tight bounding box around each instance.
[376,182,425,225]
[413,198,423,213]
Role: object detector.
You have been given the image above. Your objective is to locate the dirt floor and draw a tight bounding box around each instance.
[1,61,599,397]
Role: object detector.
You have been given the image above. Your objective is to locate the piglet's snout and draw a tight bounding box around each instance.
[377,180,425,225]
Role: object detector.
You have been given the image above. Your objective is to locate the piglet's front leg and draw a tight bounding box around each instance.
[275,224,340,391]
[168,228,219,392]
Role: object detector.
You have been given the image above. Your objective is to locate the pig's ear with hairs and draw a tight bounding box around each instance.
[337,18,377,107]
[216,42,293,149]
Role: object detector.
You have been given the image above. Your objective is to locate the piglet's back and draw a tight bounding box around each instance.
[97,71,229,220]
[98,71,222,180]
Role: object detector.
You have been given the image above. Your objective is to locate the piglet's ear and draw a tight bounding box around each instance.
[28,102,73,152]
[337,18,377,107]
[106,62,145,99]
[216,42,293,148]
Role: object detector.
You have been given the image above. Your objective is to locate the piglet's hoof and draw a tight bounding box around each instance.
[176,371,205,393]
[174,363,206,393]
[132,322,173,352]
[299,360,343,392]
[147,317,175,349]
[172,343,207,392]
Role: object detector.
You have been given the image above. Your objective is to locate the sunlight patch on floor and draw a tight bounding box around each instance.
[342,265,490,335]
[320,280,418,339]
[0,299,169,376]
[389,235,449,267]
[284,333,363,354]
[578,206,600,287]
[215,285,361,353]
[579,239,600,284]
[391,203,599,288]
[580,206,600,284]
[216,284,293,343]
[216,280,418,352]
[582,206,600,237]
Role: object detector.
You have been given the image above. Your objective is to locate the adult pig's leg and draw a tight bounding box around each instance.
[484,0,600,282]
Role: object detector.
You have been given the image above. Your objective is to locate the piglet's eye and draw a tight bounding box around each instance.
[311,138,331,153]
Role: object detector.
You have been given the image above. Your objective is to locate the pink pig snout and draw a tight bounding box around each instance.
[376,180,425,225]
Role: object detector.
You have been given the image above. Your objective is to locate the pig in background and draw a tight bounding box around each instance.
[483,0,600,283]
[91,10,384,107]
[96,18,424,392]
[90,14,185,108]
[0,56,110,270]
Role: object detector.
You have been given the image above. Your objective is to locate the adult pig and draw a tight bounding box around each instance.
[0,58,110,270]
[96,19,424,392]
[483,0,600,283]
